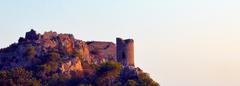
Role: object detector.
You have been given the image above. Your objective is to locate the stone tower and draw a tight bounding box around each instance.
[116,38,134,66]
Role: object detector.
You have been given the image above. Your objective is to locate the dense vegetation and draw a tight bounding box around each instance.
[0,60,159,86]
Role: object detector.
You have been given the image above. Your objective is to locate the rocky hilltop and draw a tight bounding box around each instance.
[0,29,159,86]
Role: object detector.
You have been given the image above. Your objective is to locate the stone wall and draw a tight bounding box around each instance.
[116,38,134,66]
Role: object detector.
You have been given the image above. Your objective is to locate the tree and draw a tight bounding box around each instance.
[0,68,41,86]
[95,61,122,86]
[25,45,36,60]
[49,52,60,62]
[124,80,137,86]
[137,73,159,86]
[39,52,60,73]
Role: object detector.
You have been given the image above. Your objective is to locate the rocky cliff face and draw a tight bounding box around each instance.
[0,29,116,73]
[60,57,83,73]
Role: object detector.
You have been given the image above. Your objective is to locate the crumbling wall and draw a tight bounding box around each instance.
[117,38,134,66]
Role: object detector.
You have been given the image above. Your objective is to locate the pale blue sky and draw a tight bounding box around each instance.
[1,0,240,86]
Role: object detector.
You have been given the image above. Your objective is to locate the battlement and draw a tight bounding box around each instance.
[116,38,134,66]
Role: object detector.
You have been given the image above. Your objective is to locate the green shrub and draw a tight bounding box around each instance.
[49,52,60,61]
[25,45,36,60]
[95,61,122,86]
[125,80,137,86]
[138,73,159,86]
[40,64,52,73]
[0,68,41,86]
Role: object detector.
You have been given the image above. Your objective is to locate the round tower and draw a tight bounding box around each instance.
[117,38,134,66]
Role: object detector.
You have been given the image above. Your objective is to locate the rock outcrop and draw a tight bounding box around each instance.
[0,30,119,73]
[60,57,83,73]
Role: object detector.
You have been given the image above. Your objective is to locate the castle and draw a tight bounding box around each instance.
[0,30,159,86]
[24,30,136,67]
[117,38,135,67]
[0,30,135,73]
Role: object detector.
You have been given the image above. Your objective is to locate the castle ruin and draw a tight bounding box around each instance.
[117,38,134,66]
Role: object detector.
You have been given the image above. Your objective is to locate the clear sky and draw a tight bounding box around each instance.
[0,0,240,86]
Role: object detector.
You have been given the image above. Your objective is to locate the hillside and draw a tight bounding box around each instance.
[0,29,159,86]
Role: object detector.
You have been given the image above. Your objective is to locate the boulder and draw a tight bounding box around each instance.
[60,57,83,73]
